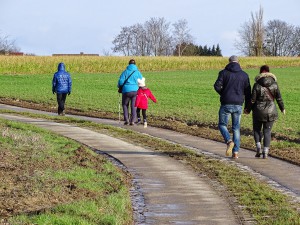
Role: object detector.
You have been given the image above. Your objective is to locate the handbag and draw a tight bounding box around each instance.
[118,70,136,93]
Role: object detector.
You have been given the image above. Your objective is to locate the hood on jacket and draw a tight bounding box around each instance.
[255,72,277,88]
[58,62,66,71]
[126,64,138,71]
[224,62,242,73]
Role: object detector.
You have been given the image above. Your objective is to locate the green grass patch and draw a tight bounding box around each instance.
[1,111,300,224]
[0,118,133,225]
[0,67,299,140]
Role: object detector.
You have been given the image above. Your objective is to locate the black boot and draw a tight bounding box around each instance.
[255,148,262,158]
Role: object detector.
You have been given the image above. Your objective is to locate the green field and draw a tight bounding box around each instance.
[1,56,300,223]
[0,67,299,139]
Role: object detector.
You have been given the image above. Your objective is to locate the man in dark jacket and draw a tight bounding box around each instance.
[52,62,72,116]
[214,55,251,158]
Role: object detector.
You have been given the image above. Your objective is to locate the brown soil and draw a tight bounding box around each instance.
[0,142,127,223]
[1,97,299,167]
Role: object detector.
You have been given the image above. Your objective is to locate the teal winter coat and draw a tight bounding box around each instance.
[117,64,143,93]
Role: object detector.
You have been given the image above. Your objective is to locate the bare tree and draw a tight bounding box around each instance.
[130,23,148,56]
[144,17,172,56]
[172,19,193,56]
[265,20,299,56]
[112,26,132,56]
[0,32,20,54]
[292,26,300,56]
[235,6,264,56]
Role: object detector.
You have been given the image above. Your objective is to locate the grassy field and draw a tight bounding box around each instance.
[0,56,299,163]
[0,56,299,224]
[1,56,300,74]
[0,118,133,224]
[2,112,299,225]
[0,67,299,138]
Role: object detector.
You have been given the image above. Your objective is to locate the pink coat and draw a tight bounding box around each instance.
[135,87,157,109]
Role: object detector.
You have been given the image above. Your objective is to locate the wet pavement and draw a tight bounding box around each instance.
[0,112,240,225]
[1,104,300,224]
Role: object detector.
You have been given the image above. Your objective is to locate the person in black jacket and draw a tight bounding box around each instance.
[245,65,285,158]
[214,55,251,159]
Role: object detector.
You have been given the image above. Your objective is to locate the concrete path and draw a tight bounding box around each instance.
[0,113,240,225]
[1,104,300,223]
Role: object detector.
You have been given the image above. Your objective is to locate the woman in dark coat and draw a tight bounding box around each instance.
[247,65,285,158]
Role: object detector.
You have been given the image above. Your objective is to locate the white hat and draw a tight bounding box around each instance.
[138,77,146,87]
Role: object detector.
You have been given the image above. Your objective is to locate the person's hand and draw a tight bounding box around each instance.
[68,92,71,96]
[282,109,286,115]
[243,109,249,114]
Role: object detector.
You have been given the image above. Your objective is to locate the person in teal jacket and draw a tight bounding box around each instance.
[117,59,143,125]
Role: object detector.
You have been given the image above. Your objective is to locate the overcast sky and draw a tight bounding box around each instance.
[1,0,299,56]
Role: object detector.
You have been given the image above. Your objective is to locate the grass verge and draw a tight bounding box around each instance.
[0,118,133,225]
[1,110,299,224]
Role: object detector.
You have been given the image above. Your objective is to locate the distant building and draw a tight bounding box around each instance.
[5,52,24,56]
[52,52,99,56]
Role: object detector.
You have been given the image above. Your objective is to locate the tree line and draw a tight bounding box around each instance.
[111,17,222,57]
[235,6,300,56]
[2,7,299,57]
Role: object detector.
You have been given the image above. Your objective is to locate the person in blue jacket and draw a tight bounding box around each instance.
[214,55,251,159]
[118,59,143,125]
[52,62,72,116]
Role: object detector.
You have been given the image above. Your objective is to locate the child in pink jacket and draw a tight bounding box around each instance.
[135,77,157,128]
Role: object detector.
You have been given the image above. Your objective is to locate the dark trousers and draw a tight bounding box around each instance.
[253,119,274,148]
[122,91,137,123]
[57,93,67,114]
[137,108,147,122]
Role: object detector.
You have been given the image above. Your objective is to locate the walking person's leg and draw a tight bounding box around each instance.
[218,105,234,156]
[231,105,242,158]
[142,109,147,128]
[262,121,274,158]
[61,93,67,115]
[128,92,137,125]
[56,93,64,115]
[253,118,263,157]
[136,108,141,124]
[122,93,130,124]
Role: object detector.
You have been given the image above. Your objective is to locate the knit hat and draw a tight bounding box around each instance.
[229,55,238,62]
[137,77,145,87]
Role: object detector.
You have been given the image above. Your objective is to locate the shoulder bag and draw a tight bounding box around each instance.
[118,71,136,93]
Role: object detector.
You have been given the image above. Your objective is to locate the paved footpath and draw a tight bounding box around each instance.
[1,104,300,224]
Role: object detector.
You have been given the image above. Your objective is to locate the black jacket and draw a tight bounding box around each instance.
[214,62,251,106]
[250,73,284,122]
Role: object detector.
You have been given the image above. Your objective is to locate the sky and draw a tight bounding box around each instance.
[1,0,299,57]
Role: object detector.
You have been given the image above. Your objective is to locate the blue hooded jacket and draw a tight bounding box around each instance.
[117,64,143,93]
[214,62,251,106]
[52,63,72,94]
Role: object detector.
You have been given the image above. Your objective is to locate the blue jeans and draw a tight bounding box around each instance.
[218,105,242,152]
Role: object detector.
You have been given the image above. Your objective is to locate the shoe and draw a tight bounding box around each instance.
[130,122,136,126]
[262,148,269,159]
[226,141,234,156]
[124,121,129,125]
[262,153,268,159]
[255,148,262,158]
[232,152,239,159]
[136,118,141,124]
[143,122,147,128]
